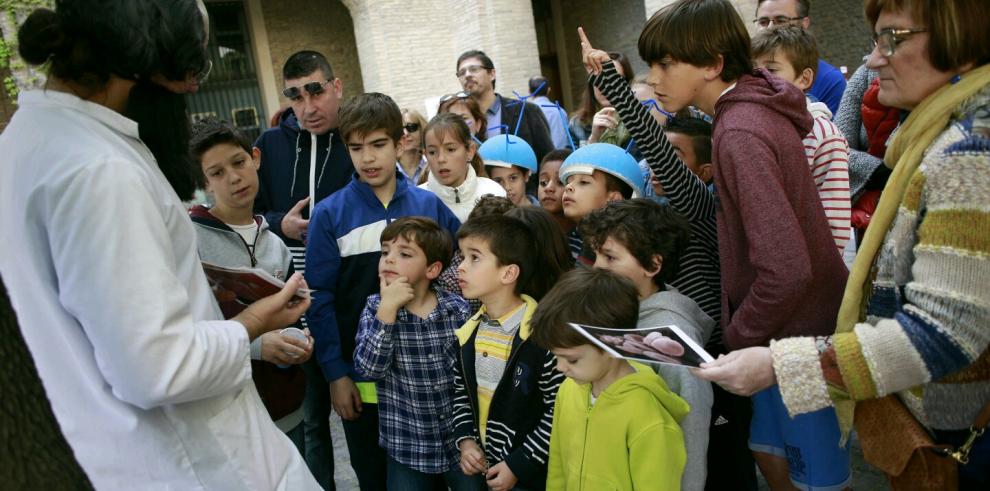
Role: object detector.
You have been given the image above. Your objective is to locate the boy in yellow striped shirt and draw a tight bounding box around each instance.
[449,215,565,491]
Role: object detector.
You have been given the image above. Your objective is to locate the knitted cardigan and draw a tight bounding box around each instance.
[770,83,990,432]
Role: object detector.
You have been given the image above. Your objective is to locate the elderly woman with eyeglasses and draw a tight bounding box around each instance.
[696,0,990,487]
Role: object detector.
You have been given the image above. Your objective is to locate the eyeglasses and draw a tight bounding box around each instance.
[438,91,471,104]
[195,59,213,85]
[753,16,806,28]
[403,123,421,133]
[872,28,927,57]
[282,79,333,99]
[455,65,490,78]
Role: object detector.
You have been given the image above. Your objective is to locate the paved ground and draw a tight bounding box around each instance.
[329,412,359,490]
[329,414,888,490]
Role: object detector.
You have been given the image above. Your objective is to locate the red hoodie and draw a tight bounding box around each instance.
[712,69,848,350]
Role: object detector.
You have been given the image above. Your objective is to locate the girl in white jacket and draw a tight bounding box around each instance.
[420,113,506,222]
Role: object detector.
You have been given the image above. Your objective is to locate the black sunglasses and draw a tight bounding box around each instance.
[438,91,471,105]
[282,79,332,99]
[403,123,421,133]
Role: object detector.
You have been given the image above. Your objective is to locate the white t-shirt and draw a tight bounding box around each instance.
[228,222,259,251]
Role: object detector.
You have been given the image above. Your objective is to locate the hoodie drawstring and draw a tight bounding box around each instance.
[317,135,332,190]
[289,132,302,196]
[289,132,333,217]
[309,133,318,216]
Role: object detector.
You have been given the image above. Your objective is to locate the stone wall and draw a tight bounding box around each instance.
[342,0,544,117]
[810,0,873,74]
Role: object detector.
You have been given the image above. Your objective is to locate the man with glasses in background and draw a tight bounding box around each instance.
[254,50,355,491]
[755,0,847,114]
[455,50,555,193]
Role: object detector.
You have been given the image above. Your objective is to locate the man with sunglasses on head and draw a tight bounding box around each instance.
[755,0,847,115]
[253,50,353,491]
[455,50,555,193]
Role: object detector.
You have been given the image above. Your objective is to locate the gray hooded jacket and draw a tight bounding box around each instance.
[639,285,716,491]
[189,205,295,360]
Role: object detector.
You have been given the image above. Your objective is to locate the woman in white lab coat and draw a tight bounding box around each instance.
[0,1,319,489]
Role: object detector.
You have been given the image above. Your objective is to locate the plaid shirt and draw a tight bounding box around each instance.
[354,287,471,474]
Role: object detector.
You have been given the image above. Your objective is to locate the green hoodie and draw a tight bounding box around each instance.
[547,361,689,490]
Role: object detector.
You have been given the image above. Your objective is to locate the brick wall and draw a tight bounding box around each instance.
[557,0,647,112]
[260,0,364,104]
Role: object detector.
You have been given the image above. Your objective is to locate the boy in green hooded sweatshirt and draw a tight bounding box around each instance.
[531,268,688,490]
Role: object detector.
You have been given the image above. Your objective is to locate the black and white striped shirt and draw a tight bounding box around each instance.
[592,63,723,349]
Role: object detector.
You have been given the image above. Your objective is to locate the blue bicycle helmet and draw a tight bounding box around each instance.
[559,143,643,198]
[478,134,538,173]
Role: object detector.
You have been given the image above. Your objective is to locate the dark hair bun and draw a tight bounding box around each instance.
[18,8,66,65]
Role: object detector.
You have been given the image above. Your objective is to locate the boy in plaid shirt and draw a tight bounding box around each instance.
[354,217,480,490]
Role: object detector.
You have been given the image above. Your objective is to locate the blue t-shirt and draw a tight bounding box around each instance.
[808,59,846,116]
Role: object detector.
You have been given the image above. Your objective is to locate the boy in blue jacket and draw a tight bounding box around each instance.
[306,92,461,490]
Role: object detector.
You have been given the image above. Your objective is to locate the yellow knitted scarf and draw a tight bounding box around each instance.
[832,63,990,438]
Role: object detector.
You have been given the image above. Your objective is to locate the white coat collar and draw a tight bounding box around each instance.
[18,90,140,139]
[426,164,479,203]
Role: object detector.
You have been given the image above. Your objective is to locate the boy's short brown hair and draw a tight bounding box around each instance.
[380,217,453,269]
[579,199,691,288]
[189,117,252,181]
[338,92,404,143]
[457,215,536,297]
[601,171,635,200]
[467,195,515,221]
[639,0,753,82]
[530,268,640,350]
[751,25,819,86]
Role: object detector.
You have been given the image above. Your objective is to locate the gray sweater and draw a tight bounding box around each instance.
[833,63,888,201]
[638,286,716,491]
[190,207,303,432]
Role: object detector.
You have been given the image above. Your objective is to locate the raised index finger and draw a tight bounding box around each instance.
[577,27,593,50]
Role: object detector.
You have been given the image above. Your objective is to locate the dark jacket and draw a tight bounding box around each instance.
[450,297,564,489]
[253,108,354,248]
[712,69,848,350]
[306,175,461,382]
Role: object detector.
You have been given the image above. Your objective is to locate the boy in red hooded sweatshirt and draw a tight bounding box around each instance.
[580,1,850,489]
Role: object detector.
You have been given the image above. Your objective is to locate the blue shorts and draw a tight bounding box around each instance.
[749,385,851,491]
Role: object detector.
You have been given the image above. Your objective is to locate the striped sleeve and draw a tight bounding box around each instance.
[803,115,852,252]
[591,63,722,330]
[450,352,478,445]
[504,350,564,480]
